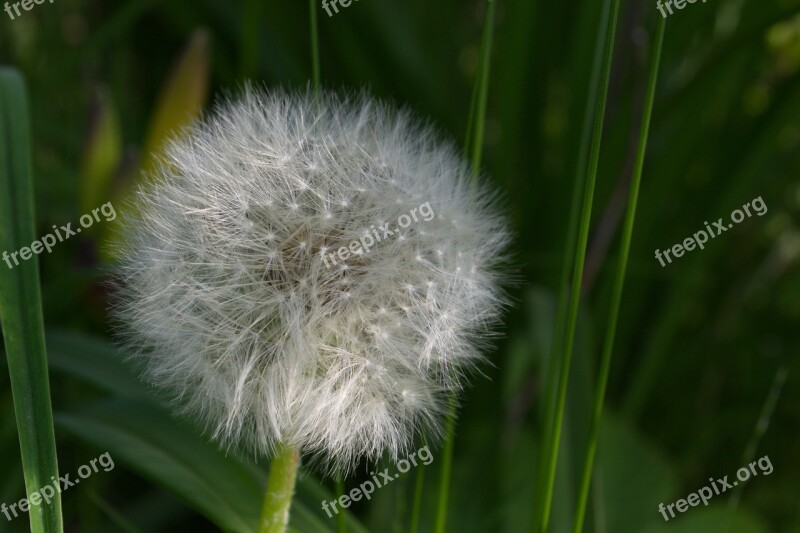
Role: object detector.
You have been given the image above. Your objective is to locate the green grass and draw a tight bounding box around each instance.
[536,0,622,528]
[0,68,63,533]
[1,0,799,531]
[572,14,666,532]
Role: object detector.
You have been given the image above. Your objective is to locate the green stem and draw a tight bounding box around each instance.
[240,0,264,79]
[310,0,321,90]
[410,464,426,533]
[536,0,622,529]
[725,365,787,528]
[336,476,346,533]
[532,0,609,522]
[434,397,457,533]
[470,0,496,175]
[435,2,496,531]
[571,16,666,533]
[259,444,301,533]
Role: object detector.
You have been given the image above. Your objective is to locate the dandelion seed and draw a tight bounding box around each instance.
[111,87,511,473]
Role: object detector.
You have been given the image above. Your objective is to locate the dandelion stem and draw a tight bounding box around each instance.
[537,0,622,528]
[259,443,300,533]
[571,15,665,533]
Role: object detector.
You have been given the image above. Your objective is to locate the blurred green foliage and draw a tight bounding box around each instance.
[1,0,799,531]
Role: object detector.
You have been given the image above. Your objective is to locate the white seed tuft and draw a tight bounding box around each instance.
[110,87,511,474]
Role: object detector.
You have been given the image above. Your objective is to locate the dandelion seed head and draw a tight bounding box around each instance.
[111,87,511,474]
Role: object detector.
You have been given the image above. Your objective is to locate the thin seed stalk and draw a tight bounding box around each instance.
[410,464,426,533]
[532,0,609,522]
[435,1,497,531]
[337,476,346,533]
[571,15,666,533]
[310,0,321,90]
[434,397,458,533]
[536,0,622,529]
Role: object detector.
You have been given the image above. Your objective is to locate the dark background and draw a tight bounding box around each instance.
[1,0,799,531]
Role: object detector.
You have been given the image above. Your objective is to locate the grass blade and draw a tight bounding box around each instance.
[410,464,425,533]
[469,0,497,175]
[532,0,609,523]
[536,0,622,529]
[310,0,321,90]
[240,0,266,79]
[571,15,666,532]
[434,2,497,532]
[334,476,345,533]
[434,397,458,533]
[0,67,63,533]
[725,365,788,522]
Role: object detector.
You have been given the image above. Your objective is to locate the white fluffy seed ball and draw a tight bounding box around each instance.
[111,87,511,473]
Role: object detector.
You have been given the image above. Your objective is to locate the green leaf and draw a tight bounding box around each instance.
[48,333,367,533]
[46,329,151,400]
[595,414,678,532]
[641,507,769,533]
[106,28,211,260]
[57,398,265,533]
[293,480,370,533]
[0,67,63,533]
[80,87,123,215]
[139,28,211,178]
[56,397,363,533]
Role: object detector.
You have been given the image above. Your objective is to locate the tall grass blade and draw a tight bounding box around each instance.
[336,476,345,533]
[725,365,788,524]
[410,464,425,533]
[536,0,622,528]
[532,0,609,523]
[310,0,321,90]
[571,15,666,532]
[0,67,63,533]
[434,2,497,532]
[469,0,496,175]
[434,397,457,533]
[241,0,266,79]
